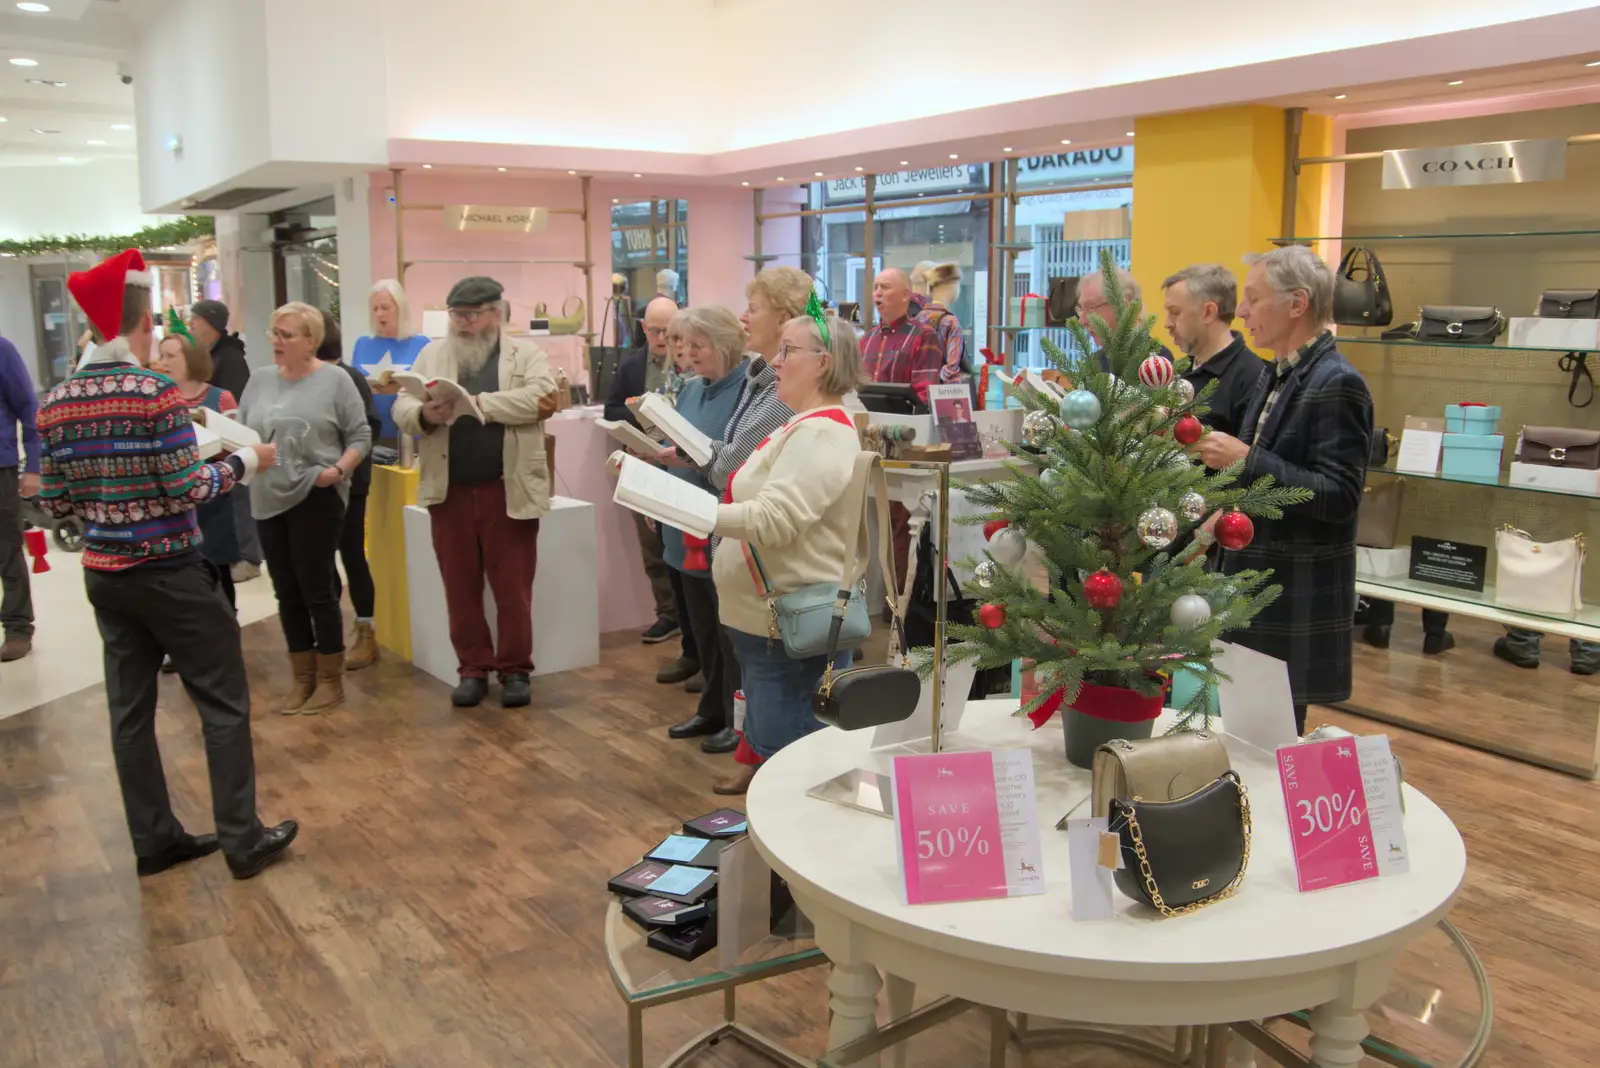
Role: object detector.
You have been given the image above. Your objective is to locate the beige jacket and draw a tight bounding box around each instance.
[391,331,560,519]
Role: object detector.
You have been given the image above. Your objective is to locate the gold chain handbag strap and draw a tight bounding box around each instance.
[1123,779,1252,918]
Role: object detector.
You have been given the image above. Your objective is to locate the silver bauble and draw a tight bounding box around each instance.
[1171,593,1213,629]
[1165,448,1193,470]
[987,526,1027,567]
[1178,489,1206,523]
[1058,389,1103,431]
[1040,468,1062,488]
[1137,506,1178,550]
[973,559,1001,589]
[1174,378,1196,406]
[1022,409,1057,448]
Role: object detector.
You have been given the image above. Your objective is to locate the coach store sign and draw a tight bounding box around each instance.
[1382,138,1566,190]
[443,205,550,233]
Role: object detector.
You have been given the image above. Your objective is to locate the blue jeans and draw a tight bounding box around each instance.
[1504,627,1600,670]
[727,628,850,760]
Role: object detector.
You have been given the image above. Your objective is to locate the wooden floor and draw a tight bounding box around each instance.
[2,607,1599,1067]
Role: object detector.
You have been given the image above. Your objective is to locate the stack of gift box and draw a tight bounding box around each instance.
[608,809,747,961]
[1440,403,1503,483]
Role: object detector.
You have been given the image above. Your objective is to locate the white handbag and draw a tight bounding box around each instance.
[1494,526,1584,615]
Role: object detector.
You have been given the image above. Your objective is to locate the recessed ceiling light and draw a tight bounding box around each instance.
[611,197,620,203]
[0,117,7,123]
[57,155,73,162]
[1587,60,1600,68]
[86,139,105,145]
[1126,131,1135,137]
[26,78,65,87]
[740,181,750,186]
[1060,139,1073,145]
[1002,147,1012,152]
[948,153,959,159]
[814,171,823,177]
[16,2,51,11]
[110,123,132,131]
[1331,93,1347,100]
[9,57,38,66]
[497,166,507,172]
[1446,79,1464,86]
[776,176,785,181]
[421,163,432,169]
[899,160,908,166]
[567,169,576,175]
[30,127,56,134]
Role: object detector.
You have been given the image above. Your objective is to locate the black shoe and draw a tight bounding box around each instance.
[701,727,739,754]
[1422,631,1456,655]
[160,656,178,675]
[656,657,700,684]
[685,673,705,694]
[136,833,219,877]
[1492,637,1539,669]
[1573,661,1599,677]
[641,618,681,644]
[669,713,721,739]
[452,676,489,707]
[225,820,299,880]
[1361,624,1391,649]
[500,673,532,708]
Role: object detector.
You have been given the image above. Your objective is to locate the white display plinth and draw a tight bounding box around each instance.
[402,497,600,682]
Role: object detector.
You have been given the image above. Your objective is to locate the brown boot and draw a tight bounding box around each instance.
[345,621,379,672]
[282,651,317,714]
[301,653,346,714]
[0,634,31,662]
[713,765,758,796]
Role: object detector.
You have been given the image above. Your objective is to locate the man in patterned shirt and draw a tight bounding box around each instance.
[36,249,299,881]
[861,268,943,398]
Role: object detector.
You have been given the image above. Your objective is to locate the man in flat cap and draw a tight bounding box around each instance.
[393,276,561,709]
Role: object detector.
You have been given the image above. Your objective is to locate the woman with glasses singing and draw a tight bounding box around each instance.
[705,300,865,796]
[237,303,371,714]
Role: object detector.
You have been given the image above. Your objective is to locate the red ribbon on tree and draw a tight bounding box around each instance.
[1027,676,1169,729]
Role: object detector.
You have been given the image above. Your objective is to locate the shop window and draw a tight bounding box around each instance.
[611,200,688,307]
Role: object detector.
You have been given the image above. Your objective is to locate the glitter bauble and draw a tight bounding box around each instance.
[1215,510,1255,551]
[1174,378,1196,406]
[1040,468,1061,488]
[1178,489,1206,523]
[1171,593,1213,629]
[1137,507,1179,550]
[1138,354,1176,389]
[973,559,1001,589]
[1022,409,1057,448]
[987,526,1027,567]
[1058,389,1103,431]
[977,602,1007,629]
[1173,413,1204,446]
[1082,569,1123,610]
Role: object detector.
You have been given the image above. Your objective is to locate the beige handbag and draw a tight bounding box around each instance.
[1356,479,1404,549]
[1494,526,1584,615]
[1090,730,1231,819]
[535,296,585,336]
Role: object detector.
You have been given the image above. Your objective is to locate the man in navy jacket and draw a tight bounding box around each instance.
[0,333,38,661]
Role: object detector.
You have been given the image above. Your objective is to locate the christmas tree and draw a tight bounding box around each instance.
[948,252,1313,736]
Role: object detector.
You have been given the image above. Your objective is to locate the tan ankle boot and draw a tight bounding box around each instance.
[713,765,758,796]
[282,651,317,714]
[301,653,346,714]
[345,621,379,671]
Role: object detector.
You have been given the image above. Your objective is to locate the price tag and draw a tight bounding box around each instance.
[891,749,1045,905]
[1277,734,1409,892]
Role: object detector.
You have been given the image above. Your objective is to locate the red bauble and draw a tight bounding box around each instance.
[982,519,1011,541]
[1138,354,1175,388]
[1173,413,1204,446]
[1215,510,1255,551]
[977,603,1007,629]
[1082,569,1123,610]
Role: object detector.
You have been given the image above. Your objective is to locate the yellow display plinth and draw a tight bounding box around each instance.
[369,464,419,661]
[1131,106,1333,352]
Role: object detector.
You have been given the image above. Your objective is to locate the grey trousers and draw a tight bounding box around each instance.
[0,466,33,639]
[233,488,262,565]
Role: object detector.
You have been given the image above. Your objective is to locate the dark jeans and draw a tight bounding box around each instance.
[668,566,699,663]
[727,628,850,760]
[0,466,31,638]
[257,488,347,655]
[1504,627,1600,669]
[336,490,376,619]
[632,510,676,623]
[209,560,237,612]
[678,571,738,727]
[1365,600,1449,634]
[85,557,262,855]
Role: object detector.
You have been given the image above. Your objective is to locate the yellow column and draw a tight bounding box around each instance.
[1130,106,1333,350]
[368,464,419,660]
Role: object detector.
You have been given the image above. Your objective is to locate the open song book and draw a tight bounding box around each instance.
[635,393,714,467]
[191,408,261,460]
[611,452,718,539]
[372,371,484,425]
[596,418,667,457]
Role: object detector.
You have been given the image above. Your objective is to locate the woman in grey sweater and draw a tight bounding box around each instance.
[237,302,371,714]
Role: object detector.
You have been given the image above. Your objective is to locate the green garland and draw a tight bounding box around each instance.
[0,215,215,258]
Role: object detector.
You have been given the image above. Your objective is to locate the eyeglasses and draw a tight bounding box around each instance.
[1075,299,1109,316]
[447,307,495,323]
[643,326,669,338]
[775,342,825,364]
[267,328,306,343]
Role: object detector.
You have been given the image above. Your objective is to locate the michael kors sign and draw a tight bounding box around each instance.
[443,205,550,233]
[1382,138,1566,190]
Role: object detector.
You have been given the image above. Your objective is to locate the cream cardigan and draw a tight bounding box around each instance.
[712,406,861,639]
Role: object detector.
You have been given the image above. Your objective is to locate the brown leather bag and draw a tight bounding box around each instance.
[1090,730,1230,818]
[1357,479,1405,549]
[1516,426,1600,469]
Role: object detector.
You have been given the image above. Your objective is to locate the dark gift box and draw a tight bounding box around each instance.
[645,833,726,869]
[682,809,747,839]
[623,894,715,931]
[608,860,719,905]
[647,919,718,961]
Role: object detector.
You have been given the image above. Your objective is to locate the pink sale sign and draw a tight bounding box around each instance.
[1277,737,1379,893]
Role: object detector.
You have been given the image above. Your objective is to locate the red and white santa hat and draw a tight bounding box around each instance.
[67,248,153,342]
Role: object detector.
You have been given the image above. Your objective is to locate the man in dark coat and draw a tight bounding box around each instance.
[189,300,251,401]
[1194,245,1372,735]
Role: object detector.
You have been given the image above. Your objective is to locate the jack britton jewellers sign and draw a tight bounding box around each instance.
[1382,138,1566,190]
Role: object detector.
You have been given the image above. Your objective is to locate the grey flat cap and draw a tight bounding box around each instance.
[446,276,504,307]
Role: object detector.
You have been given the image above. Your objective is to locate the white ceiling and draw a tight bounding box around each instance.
[0,0,141,167]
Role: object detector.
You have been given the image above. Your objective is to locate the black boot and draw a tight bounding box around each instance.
[1361,624,1390,649]
[656,657,699,684]
[1422,631,1455,655]
[452,676,489,707]
[1492,636,1539,669]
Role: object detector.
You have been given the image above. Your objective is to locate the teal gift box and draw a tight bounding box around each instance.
[1440,433,1503,482]
[1444,404,1501,436]
[1169,664,1218,717]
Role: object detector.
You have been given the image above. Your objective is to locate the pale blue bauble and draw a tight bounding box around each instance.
[1059,389,1103,430]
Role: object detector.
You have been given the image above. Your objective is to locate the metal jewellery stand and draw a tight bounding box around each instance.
[806,459,954,818]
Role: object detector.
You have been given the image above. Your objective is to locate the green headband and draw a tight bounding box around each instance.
[805,291,830,347]
[165,308,196,347]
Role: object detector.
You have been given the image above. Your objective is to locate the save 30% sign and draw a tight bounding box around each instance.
[1276,734,1409,892]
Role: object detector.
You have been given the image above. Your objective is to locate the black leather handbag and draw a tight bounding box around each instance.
[1046,277,1079,326]
[1539,290,1600,319]
[812,456,921,730]
[1107,771,1250,916]
[1416,306,1505,344]
[1368,426,1394,468]
[1333,246,1392,327]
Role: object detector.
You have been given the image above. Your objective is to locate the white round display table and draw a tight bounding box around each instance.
[746,699,1467,1067]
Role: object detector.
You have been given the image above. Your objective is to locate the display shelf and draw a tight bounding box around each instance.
[1369,465,1600,501]
[1338,336,1595,354]
[1271,227,1600,245]
[602,897,820,1004]
[1355,575,1600,644]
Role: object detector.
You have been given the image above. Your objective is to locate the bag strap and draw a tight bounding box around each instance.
[562,295,584,318]
[1559,351,1594,408]
[822,452,903,663]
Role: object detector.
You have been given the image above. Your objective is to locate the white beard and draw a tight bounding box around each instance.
[447,330,497,377]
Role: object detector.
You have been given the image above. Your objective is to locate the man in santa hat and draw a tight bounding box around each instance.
[34,249,299,881]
